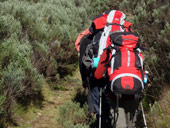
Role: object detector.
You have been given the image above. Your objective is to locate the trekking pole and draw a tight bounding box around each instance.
[140,101,148,128]
[99,87,102,128]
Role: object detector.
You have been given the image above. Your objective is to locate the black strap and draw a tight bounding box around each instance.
[103,45,117,51]
[106,22,125,29]
[140,47,149,51]
[103,45,119,68]
[103,46,112,51]
[134,50,144,81]
[128,26,132,32]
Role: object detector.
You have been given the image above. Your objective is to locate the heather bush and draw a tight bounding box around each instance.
[0,15,21,39]
[148,87,170,128]
[0,94,6,116]
[0,0,113,83]
[57,102,89,128]
[88,0,110,19]
[0,36,43,124]
[0,0,94,79]
[0,0,101,126]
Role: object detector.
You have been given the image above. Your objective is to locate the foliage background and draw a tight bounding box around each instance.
[0,0,169,127]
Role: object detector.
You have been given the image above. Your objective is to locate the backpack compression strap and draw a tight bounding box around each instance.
[106,21,133,32]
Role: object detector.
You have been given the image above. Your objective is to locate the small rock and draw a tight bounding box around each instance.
[38,112,42,116]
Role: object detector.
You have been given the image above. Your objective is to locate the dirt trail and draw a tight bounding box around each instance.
[31,85,74,128]
[9,70,82,128]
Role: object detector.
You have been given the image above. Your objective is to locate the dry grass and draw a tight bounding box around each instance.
[148,85,170,128]
[9,82,74,128]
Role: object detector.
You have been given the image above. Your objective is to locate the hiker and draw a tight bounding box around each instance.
[75,28,109,122]
[90,10,142,128]
[75,28,110,128]
[76,31,110,127]
[76,10,144,127]
[75,28,97,115]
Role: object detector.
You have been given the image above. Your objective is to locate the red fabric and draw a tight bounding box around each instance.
[121,76,134,89]
[75,28,91,52]
[124,21,133,32]
[124,21,132,28]
[109,67,143,81]
[119,48,136,67]
[106,36,111,48]
[139,53,144,61]
[130,51,136,67]
[98,11,123,62]
[109,46,142,82]
[93,16,107,30]
[111,11,122,31]
[94,50,108,79]
[122,35,138,49]
[104,11,124,52]
[121,48,128,66]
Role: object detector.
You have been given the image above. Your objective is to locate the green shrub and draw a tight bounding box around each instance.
[0,0,105,82]
[88,0,110,18]
[0,15,21,39]
[148,87,170,128]
[33,41,49,56]
[0,0,94,79]
[0,36,43,122]
[0,94,6,116]
[57,102,88,128]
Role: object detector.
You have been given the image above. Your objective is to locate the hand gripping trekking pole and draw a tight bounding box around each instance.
[141,101,148,128]
[99,87,102,128]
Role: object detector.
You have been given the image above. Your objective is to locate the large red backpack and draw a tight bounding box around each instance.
[94,31,146,125]
[95,31,145,96]
[109,32,144,95]
[88,10,133,58]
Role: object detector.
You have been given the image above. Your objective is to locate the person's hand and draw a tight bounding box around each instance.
[82,81,88,88]
[84,86,88,95]
[82,81,88,94]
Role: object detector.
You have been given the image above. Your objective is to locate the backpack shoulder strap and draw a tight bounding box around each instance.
[124,21,133,32]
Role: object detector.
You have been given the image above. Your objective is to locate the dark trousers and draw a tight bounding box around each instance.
[88,73,109,115]
[87,85,99,114]
[79,34,101,114]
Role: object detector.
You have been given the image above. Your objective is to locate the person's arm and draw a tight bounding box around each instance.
[94,49,109,79]
[75,29,91,52]
[79,36,92,88]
